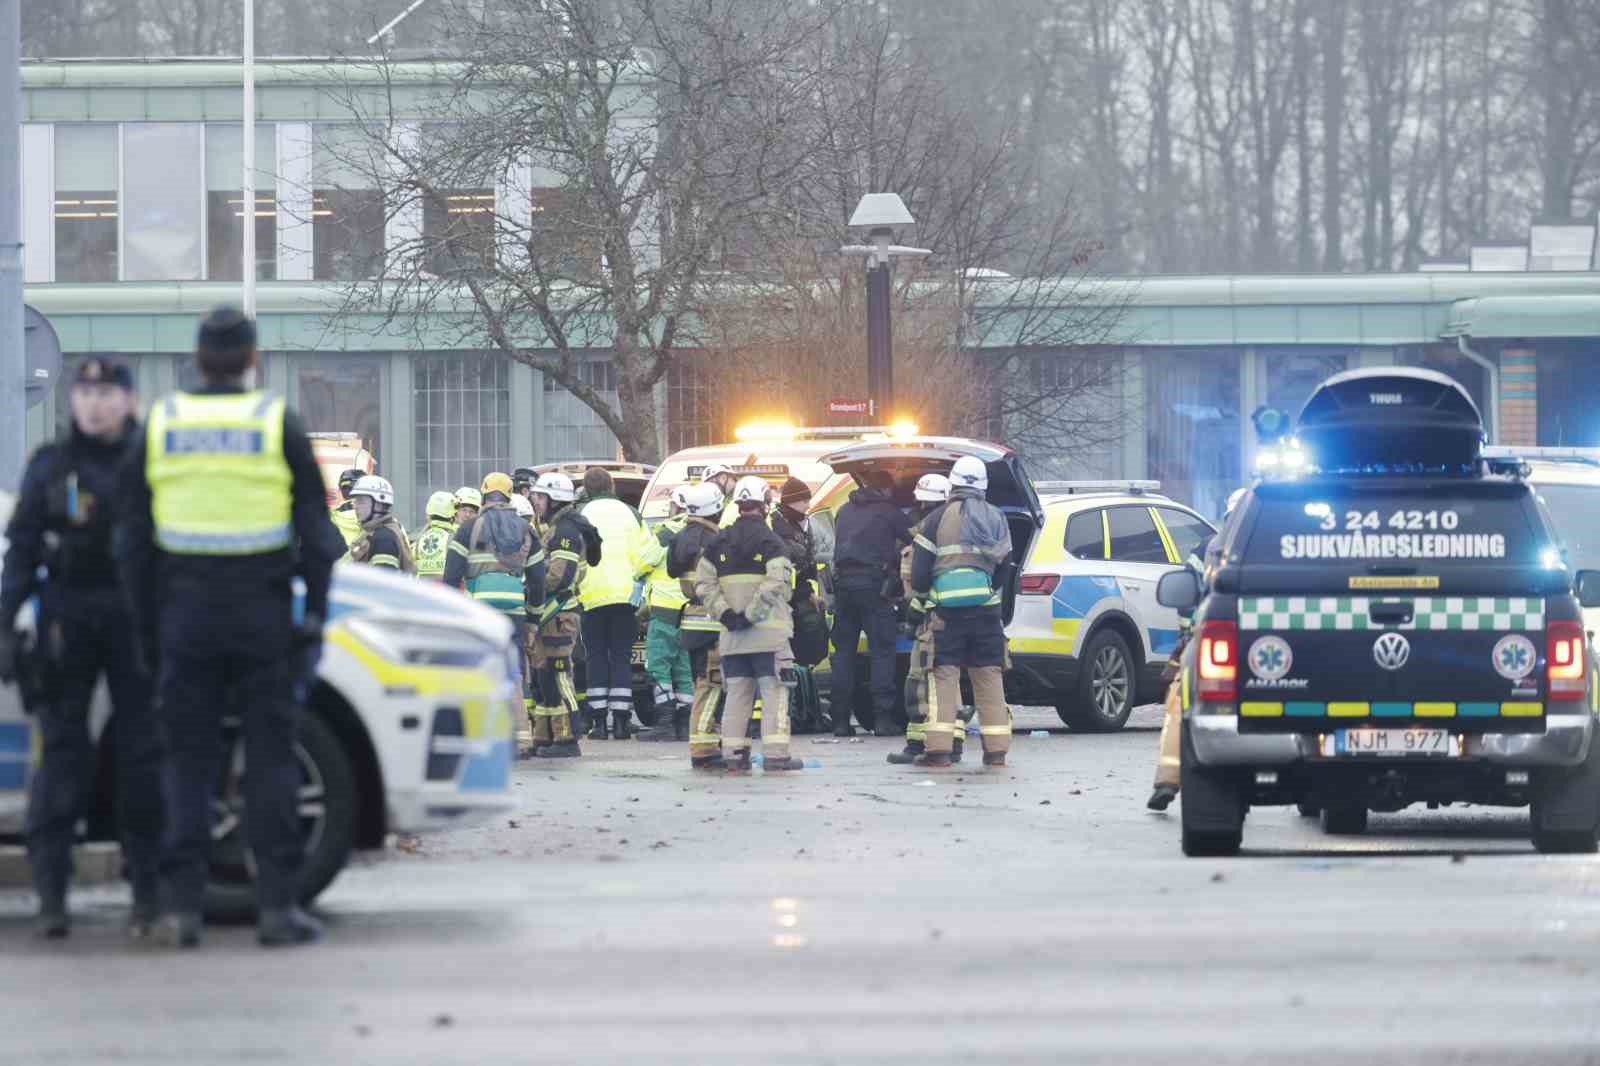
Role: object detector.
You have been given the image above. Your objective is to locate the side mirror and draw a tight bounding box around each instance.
[1576,570,1600,609]
[1157,569,1202,611]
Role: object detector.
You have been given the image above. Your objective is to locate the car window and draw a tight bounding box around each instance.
[1157,507,1214,564]
[1064,509,1103,559]
[1106,506,1167,564]
[1533,483,1600,571]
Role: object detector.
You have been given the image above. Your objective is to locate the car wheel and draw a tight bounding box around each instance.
[1060,630,1135,732]
[1179,719,1243,857]
[203,711,358,923]
[1319,803,1368,835]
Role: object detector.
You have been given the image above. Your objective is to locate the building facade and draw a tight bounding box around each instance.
[21,59,1600,524]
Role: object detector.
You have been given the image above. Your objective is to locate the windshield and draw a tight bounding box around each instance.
[1534,483,1600,570]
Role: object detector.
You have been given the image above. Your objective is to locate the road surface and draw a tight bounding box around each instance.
[5,705,1600,1064]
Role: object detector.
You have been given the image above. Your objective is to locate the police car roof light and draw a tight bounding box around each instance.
[1034,479,1161,495]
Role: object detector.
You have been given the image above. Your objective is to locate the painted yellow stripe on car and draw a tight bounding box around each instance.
[1413,702,1456,717]
[1149,507,1180,565]
[1100,511,1111,559]
[1008,618,1081,657]
[1240,701,1283,717]
[328,626,497,699]
[1500,702,1544,717]
[1327,702,1369,718]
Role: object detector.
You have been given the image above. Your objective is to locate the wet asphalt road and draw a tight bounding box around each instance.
[5,704,1600,1065]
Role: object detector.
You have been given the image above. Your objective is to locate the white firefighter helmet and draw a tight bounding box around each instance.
[669,486,690,512]
[532,471,576,503]
[350,474,394,507]
[685,482,724,517]
[732,475,769,507]
[425,490,457,521]
[510,493,535,519]
[702,462,734,483]
[949,456,988,492]
[914,473,952,503]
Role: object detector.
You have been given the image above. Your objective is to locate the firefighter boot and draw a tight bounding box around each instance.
[952,735,965,764]
[764,755,805,772]
[724,749,753,775]
[611,705,635,740]
[887,740,925,765]
[636,697,678,742]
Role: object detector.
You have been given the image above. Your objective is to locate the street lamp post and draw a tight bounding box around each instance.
[842,193,929,421]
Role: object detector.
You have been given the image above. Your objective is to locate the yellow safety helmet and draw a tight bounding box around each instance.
[481,472,514,497]
[425,490,457,521]
[454,486,482,510]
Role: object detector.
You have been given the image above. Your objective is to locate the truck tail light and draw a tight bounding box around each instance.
[1547,621,1586,701]
[1018,572,1060,596]
[1196,620,1237,702]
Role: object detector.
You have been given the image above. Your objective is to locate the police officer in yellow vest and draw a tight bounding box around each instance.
[116,307,344,948]
[577,467,652,740]
[906,456,1014,769]
[412,491,457,580]
[635,487,692,742]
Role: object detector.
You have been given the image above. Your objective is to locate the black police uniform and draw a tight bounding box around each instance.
[828,485,913,733]
[0,378,164,924]
[116,383,343,922]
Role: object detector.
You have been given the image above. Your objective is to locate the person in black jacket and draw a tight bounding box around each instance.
[827,470,913,736]
[0,359,166,940]
[117,308,346,949]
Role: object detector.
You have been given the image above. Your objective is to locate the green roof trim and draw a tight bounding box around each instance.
[22,273,1600,355]
[1442,295,1600,340]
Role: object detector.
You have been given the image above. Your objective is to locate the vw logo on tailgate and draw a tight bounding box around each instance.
[1372,632,1411,671]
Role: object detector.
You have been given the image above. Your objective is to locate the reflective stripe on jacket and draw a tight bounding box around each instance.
[145,391,293,555]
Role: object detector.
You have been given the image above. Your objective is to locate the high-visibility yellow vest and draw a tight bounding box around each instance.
[330,502,361,547]
[413,520,453,579]
[146,391,293,555]
[645,515,688,611]
[577,495,647,610]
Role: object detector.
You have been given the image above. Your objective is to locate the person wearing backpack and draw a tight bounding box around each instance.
[906,456,1013,769]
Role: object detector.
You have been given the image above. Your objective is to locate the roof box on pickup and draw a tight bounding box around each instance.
[1296,367,1484,473]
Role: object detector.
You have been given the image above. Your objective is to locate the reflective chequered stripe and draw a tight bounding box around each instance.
[1238,596,1543,631]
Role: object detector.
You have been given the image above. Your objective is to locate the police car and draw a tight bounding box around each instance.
[0,523,519,918]
[1007,483,1215,731]
[1163,368,1600,857]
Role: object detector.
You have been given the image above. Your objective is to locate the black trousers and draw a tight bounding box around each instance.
[158,581,302,913]
[26,596,165,904]
[581,603,637,719]
[828,575,899,720]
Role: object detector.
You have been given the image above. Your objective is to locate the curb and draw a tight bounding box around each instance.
[0,843,123,889]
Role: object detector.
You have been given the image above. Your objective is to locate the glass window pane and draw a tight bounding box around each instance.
[1157,508,1214,565]
[1145,348,1240,520]
[1064,510,1103,559]
[313,124,380,190]
[296,357,383,479]
[411,352,511,525]
[123,123,203,281]
[54,125,118,282]
[1106,506,1166,564]
[313,188,385,281]
[205,123,276,192]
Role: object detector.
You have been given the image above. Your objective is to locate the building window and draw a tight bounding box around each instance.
[423,188,496,277]
[122,123,204,281]
[313,125,386,281]
[206,123,277,281]
[296,356,383,468]
[530,185,598,278]
[543,360,620,459]
[414,352,511,513]
[667,356,715,452]
[53,125,118,282]
[1145,348,1240,521]
[1264,349,1349,422]
[175,351,273,393]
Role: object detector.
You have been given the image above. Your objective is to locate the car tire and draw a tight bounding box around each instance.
[1060,630,1135,733]
[1179,718,1243,857]
[203,711,359,923]
[1531,732,1600,854]
[1319,803,1368,835]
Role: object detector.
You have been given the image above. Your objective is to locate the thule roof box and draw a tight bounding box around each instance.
[1295,367,1484,474]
